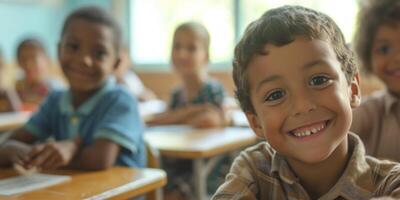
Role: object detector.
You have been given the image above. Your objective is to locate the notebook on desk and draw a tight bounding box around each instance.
[0,173,71,195]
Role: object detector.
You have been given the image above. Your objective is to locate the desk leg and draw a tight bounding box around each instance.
[193,155,225,200]
[194,158,206,200]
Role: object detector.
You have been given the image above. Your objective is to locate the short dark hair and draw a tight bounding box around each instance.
[16,38,46,60]
[354,0,400,73]
[173,22,211,57]
[61,6,122,52]
[233,5,357,113]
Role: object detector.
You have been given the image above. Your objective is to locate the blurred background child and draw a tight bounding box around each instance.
[147,22,226,128]
[15,38,65,111]
[351,0,400,161]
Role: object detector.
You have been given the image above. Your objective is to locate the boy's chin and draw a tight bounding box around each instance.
[69,83,101,93]
[287,146,338,165]
[293,152,331,165]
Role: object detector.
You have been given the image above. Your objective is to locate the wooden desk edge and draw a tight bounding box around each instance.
[157,137,258,159]
[0,123,21,132]
[92,170,167,200]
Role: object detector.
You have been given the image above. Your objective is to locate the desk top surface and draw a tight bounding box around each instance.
[0,167,166,200]
[0,112,31,132]
[145,126,257,159]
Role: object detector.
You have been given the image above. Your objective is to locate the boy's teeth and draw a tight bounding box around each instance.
[291,122,326,137]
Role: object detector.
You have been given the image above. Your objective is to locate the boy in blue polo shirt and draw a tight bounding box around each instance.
[0,6,145,170]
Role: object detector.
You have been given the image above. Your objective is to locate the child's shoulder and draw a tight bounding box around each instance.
[367,157,400,196]
[201,78,226,96]
[107,83,136,98]
[204,78,225,88]
[233,141,276,175]
[99,83,138,107]
[356,90,394,115]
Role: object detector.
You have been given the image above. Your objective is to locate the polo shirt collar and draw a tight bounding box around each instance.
[59,76,116,115]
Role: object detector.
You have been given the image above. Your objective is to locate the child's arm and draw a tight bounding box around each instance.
[24,138,119,171]
[67,139,120,170]
[26,139,80,170]
[146,104,206,125]
[0,129,79,170]
[183,104,225,128]
[147,103,224,128]
[0,129,36,167]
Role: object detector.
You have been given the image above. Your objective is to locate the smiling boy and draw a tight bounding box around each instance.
[212,5,400,200]
[0,6,145,170]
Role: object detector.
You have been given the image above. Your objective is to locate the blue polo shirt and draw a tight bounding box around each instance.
[24,77,146,168]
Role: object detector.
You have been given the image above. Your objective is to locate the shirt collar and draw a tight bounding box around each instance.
[59,76,116,115]
[271,133,372,199]
[271,152,298,184]
[320,133,372,199]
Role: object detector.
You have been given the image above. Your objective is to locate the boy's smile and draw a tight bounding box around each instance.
[287,119,329,139]
[245,37,360,164]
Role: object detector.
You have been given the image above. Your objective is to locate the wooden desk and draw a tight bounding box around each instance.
[145,126,257,200]
[0,167,166,200]
[145,126,256,158]
[0,112,30,132]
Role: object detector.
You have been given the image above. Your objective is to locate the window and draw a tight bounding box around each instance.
[130,0,359,70]
[240,0,359,43]
[130,0,234,70]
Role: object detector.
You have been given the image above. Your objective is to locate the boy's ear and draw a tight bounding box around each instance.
[245,112,264,138]
[349,73,361,108]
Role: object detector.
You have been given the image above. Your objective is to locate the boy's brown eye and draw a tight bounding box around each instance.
[265,89,286,102]
[65,43,79,52]
[309,75,330,87]
[95,50,107,59]
[376,44,393,55]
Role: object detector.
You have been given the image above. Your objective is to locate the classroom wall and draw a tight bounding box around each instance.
[0,0,128,62]
[0,2,62,61]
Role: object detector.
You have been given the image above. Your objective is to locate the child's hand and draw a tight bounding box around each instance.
[1,140,32,167]
[27,140,80,170]
[186,105,225,128]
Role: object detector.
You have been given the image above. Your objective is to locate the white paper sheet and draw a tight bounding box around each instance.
[0,173,71,195]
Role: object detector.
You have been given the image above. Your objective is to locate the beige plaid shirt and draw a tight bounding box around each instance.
[212,133,400,200]
[351,90,400,162]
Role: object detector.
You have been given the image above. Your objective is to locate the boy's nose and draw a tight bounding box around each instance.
[82,55,93,68]
[291,92,317,116]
